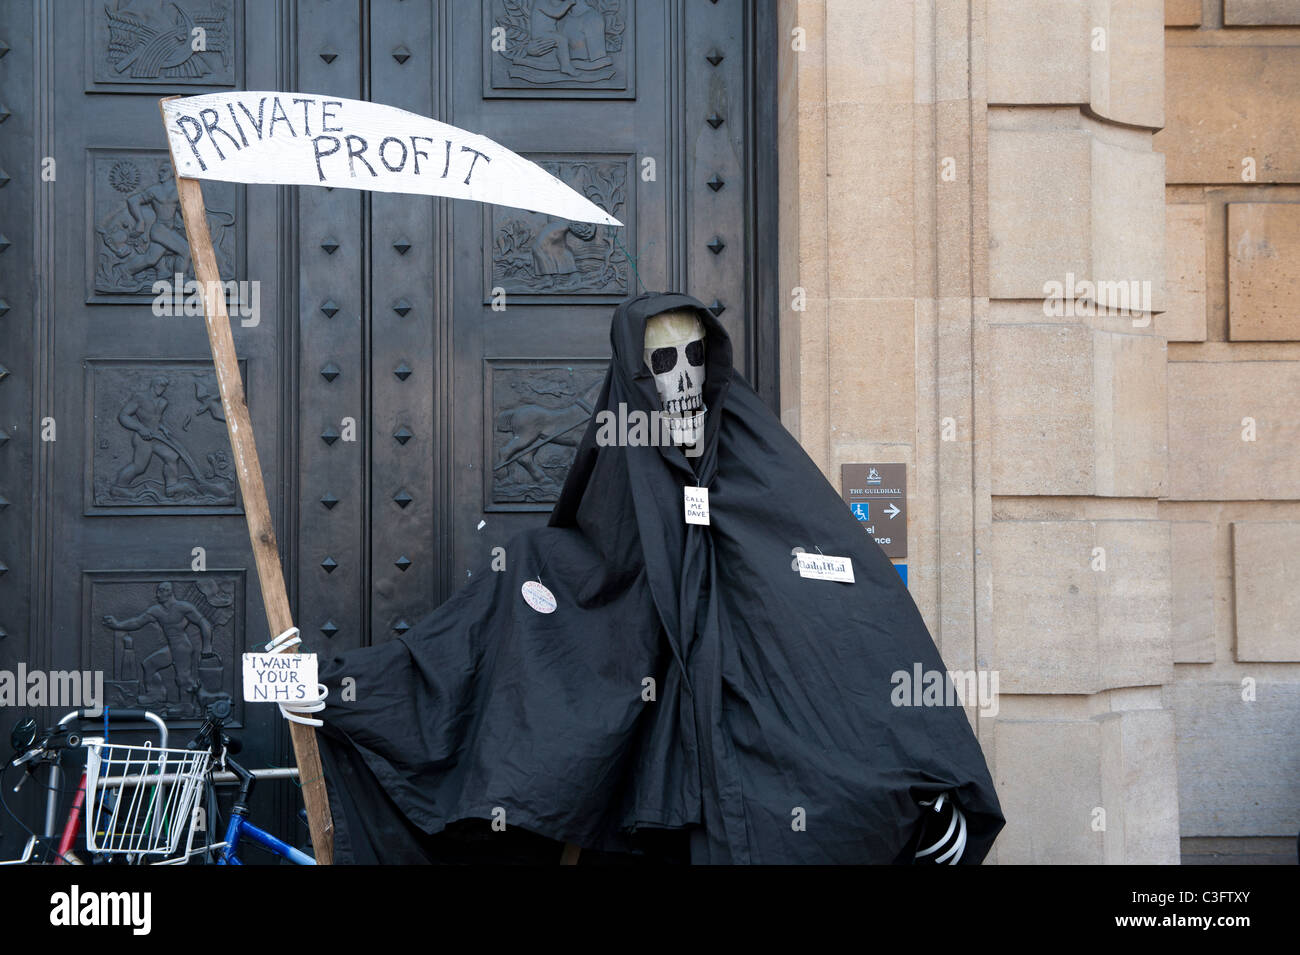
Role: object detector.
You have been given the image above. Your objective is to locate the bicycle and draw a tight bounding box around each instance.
[1,707,176,865]
[184,698,315,865]
[1,702,314,865]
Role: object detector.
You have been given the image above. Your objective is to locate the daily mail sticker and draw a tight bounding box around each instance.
[684,486,710,525]
[242,653,318,704]
[795,552,856,584]
[521,579,557,614]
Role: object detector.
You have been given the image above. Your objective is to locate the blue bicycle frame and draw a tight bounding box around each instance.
[218,811,315,865]
[213,752,315,865]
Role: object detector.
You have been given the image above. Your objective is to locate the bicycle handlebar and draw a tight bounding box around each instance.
[56,709,167,749]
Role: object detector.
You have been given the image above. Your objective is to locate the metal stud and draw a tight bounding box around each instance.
[0,430,9,448]
[0,41,9,59]
[321,427,340,446]
[706,48,724,66]
[707,174,725,192]
[394,362,412,381]
[0,169,9,188]
[394,556,412,572]
[393,619,411,634]
[0,300,8,317]
[393,426,413,445]
[320,620,339,638]
[393,489,413,509]
[0,364,8,383]
[393,239,411,255]
[320,493,339,510]
[0,495,8,511]
[319,49,338,64]
[392,299,412,317]
[319,299,340,319]
[320,557,338,574]
[0,104,10,123]
[392,46,411,64]
[706,113,724,129]
[707,236,726,255]
[321,239,339,255]
[0,235,10,254]
[320,362,341,382]
[709,299,726,317]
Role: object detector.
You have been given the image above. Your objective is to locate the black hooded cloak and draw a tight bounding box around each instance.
[315,291,1004,864]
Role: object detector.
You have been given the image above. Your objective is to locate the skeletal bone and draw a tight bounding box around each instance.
[644,309,706,446]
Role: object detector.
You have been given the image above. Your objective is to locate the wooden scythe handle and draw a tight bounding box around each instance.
[158,96,334,864]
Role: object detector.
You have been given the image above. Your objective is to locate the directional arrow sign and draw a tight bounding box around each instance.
[841,463,908,559]
[161,91,622,225]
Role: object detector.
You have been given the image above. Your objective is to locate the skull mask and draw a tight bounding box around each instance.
[644,309,706,446]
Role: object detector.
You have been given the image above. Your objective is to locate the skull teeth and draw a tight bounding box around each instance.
[663,394,703,416]
[663,408,706,444]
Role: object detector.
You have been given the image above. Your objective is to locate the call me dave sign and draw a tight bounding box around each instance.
[161,91,621,225]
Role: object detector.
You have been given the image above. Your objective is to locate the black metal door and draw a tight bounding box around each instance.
[0,0,775,858]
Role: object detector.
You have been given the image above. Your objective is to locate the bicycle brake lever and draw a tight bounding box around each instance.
[11,748,40,768]
[12,761,37,793]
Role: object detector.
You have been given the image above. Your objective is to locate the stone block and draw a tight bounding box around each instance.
[989,128,1165,309]
[992,519,1172,694]
[1157,46,1300,184]
[1097,520,1174,690]
[1227,202,1300,341]
[1171,522,1216,663]
[1091,137,1166,314]
[1171,680,1300,836]
[990,324,1094,495]
[1165,0,1203,25]
[1099,708,1181,864]
[986,0,1163,126]
[989,130,1091,300]
[993,718,1103,863]
[1163,204,1208,342]
[987,0,1089,105]
[1090,0,1165,128]
[990,325,1166,496]
[826,103,915,299]
[1224,0,1300,25]
[1232,522,1300,661]
[1097,326,1168,496]
[828,299,915,445]
[1167,361,1300,500]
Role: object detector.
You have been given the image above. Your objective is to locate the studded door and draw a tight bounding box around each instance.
[0,0,775,855]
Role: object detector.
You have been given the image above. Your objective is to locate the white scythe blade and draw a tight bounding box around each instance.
[161,91,622,226]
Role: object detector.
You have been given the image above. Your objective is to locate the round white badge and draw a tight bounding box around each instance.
[521,580,557,614]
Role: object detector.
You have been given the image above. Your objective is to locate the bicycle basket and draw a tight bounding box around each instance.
[82,738,210,856]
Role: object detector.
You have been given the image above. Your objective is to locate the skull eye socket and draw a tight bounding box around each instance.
[649,347,679,375]
[685,340,705,366]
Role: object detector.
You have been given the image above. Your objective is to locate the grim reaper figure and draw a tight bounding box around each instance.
[315,291,1004,864]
